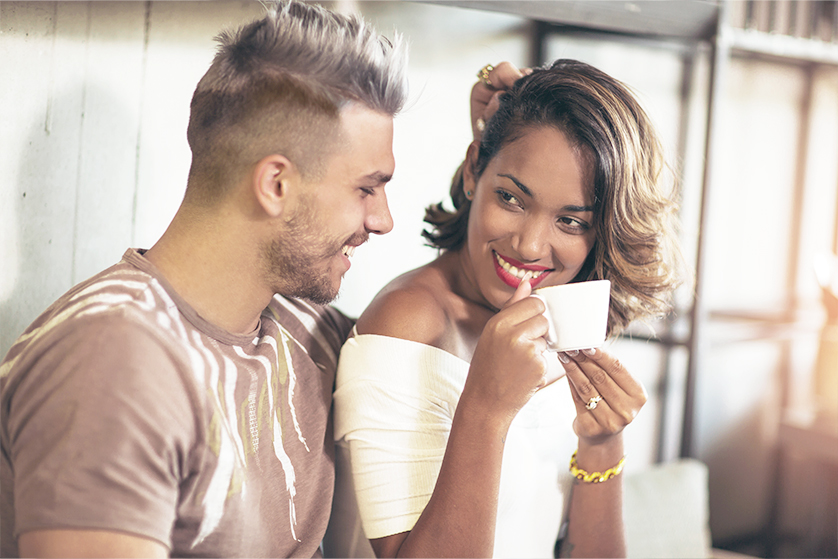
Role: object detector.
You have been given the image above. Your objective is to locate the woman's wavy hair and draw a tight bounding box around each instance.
[423,59,684,336]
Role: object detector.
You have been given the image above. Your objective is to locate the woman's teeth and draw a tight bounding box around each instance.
[342,245,356,257]
[496,253,546,280]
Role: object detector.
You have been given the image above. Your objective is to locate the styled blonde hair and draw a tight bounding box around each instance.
[185,0,408,204]
[424,59,684,335]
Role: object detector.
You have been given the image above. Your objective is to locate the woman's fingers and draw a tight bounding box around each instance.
[470,61,528,141]
[564,374,626,438]
[565,348,646,403]
[559,348,647,436]
[502,271,533,309]
[566,375,615,417]
[478,61,527,91]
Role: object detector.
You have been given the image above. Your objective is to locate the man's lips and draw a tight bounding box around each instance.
[340,233,368,261]
[340,239,366,271]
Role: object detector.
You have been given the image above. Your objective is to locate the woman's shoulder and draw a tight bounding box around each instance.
[355,262,453,348]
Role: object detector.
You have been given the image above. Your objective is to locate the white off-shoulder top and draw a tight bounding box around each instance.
[332,333,578,558]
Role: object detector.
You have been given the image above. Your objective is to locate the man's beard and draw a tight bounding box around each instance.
[263,199,365,305]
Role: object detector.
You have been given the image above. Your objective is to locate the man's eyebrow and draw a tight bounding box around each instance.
[364,171,393,184]
[498,173,594,212]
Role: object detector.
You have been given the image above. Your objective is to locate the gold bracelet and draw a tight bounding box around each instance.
[569,450,626,483]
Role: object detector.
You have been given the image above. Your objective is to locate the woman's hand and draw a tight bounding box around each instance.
[470,61,530,141]
[559,348,648,444]
[463,277,550,421]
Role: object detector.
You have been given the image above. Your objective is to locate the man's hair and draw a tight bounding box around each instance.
[184,0,408,204]
[424,59,684,336]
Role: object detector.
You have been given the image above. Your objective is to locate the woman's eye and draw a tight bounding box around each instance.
[558,216,590,231]
[495,189,520,207]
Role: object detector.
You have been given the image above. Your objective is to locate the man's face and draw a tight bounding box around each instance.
[264,103,395,304]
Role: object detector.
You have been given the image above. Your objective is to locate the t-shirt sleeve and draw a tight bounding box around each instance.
[332,335,468,540]
[6,312,199,548]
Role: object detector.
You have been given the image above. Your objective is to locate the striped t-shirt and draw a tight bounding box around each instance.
[0,248,353,557]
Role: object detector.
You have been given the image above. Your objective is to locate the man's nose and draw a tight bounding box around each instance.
[366,190,394,235]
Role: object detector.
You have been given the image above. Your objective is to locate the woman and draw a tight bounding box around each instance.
[333,59,683,558]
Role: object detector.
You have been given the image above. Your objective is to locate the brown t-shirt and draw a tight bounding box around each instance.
[0,249,353,557]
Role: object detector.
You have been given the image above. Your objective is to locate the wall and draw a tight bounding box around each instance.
[697,57,838,551]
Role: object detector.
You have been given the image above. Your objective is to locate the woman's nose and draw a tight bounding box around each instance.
[512,217,551,262]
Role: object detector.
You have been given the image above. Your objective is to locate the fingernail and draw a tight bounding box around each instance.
[582,348,596,356]
[566,349,579,357]
[558,352,570,364]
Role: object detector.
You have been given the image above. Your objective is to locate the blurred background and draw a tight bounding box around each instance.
[1,0,837,556]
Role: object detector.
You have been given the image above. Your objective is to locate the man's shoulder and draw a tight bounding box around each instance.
[1,259,182,380]
[44,257,169,322]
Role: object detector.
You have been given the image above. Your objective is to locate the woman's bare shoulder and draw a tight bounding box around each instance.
[355,263,453,348]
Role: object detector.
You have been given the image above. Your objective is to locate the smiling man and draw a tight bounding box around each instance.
[0,2,406,557]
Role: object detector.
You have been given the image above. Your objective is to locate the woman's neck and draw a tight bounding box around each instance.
[433,250,497,360]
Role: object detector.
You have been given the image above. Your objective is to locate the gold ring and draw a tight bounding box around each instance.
[477,64,494,88]
[585,395,603,410]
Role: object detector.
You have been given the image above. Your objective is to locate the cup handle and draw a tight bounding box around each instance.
[534,293,559,352]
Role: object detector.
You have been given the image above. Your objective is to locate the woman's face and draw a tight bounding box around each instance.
[461,126,597,311]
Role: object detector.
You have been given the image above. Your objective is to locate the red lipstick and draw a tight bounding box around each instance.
[492,251,551,289]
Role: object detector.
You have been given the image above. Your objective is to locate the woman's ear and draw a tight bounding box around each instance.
[462,140,480,201]
[252,154,298,218]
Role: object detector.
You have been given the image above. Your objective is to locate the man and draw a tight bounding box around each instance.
[0,1,406,556]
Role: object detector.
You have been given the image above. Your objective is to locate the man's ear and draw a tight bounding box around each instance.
[252,154,298,217]
[462,140,480,201]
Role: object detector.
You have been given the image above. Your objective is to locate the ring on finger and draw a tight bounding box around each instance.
[585,395,603,410]
[477,63,494,87]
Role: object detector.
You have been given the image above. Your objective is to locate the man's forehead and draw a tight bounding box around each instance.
[329,104,395,176]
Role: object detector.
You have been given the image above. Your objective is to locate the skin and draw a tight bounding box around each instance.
[356,121,646,558]
[18,103,396,558]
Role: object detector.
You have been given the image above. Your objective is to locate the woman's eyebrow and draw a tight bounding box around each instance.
[498,173,595,212]
[498,173,533,197]
[565,204,596,212]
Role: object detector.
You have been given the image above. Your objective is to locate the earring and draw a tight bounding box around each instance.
[466,190,473,198]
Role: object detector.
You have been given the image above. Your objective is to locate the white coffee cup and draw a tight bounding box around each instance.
[532,279,611,352]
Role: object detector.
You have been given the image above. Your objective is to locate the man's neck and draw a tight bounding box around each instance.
[145,206,271,336]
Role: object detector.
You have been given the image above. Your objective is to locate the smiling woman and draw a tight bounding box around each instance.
[459,125,596,302]
[425,59,682,336]
[331,59,684,559]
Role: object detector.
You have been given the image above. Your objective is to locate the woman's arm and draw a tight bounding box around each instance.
[364,278,551,558]
[557,348,648,558]
[370,385,510,558]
